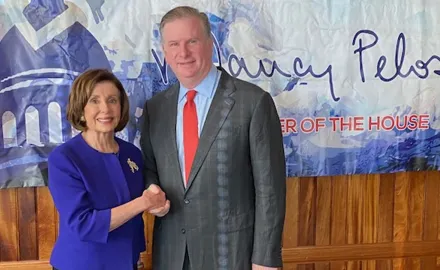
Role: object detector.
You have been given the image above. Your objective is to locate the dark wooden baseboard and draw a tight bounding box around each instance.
[0,260,50,269]
[283,241,440,263]
[2,241,440,269]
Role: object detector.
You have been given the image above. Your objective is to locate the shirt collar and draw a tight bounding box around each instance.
[178,65,219,103]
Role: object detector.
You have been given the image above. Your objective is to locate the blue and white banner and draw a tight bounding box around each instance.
[0,0,439,188]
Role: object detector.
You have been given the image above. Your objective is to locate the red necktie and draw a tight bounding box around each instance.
[183,90,198,185]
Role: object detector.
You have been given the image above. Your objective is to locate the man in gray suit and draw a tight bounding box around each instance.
[140,5,286,270]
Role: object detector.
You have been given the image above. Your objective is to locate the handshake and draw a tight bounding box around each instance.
[139,184,170,217]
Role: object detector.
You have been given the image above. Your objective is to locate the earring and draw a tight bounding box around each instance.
[80,115,85,122]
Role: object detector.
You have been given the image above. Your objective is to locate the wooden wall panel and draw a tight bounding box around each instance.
[376,173,395,269]
[330,176,348,270]
[0,188,18,262]
[0,171,439,270]
[35,188,57,261]
[422,174,439,269]
[315,178,331,270]
[284,257,440,270]
[16,188,37,261]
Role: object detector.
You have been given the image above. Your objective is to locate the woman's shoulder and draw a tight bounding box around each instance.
[116,137,141,154]
[48,134,84,161]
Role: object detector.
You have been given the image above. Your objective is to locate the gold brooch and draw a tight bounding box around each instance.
[127,158,139,173]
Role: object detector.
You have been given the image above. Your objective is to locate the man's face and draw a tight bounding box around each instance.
[162,16,213,88]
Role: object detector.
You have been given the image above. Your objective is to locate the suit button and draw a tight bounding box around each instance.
[181,229,186,234]
[184,199,190,204]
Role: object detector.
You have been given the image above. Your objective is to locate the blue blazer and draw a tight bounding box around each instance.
[48,134,146,270]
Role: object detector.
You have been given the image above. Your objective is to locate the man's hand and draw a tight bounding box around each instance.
[146,184,170,217]
[140,184,166,212]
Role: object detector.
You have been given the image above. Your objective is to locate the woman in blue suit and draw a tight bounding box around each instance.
[48,69,169,270]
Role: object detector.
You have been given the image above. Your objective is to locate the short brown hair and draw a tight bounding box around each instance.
[159,6,211,41]
[67,69,129,132]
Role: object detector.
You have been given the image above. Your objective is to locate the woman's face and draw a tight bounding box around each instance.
[82,81,121,135]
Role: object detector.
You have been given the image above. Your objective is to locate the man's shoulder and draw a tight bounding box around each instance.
[147,83,178,104]
[220,69,266,97]
[221,75,268,106]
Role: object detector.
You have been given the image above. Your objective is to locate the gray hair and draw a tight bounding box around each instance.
[159,6,211,42]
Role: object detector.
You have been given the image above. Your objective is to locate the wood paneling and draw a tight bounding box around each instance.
[35,188,57,261]
[17,188,37,261]
[283,257,440,270]
[0,260,51,270]
[283,241,440,262]
[0,188,18,262]
[0,171,439,270]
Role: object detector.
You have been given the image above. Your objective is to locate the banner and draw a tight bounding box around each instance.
[0,0,439,188]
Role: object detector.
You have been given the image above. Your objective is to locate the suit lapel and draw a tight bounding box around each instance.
[162,85,186,190]
[185,70,236,192]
